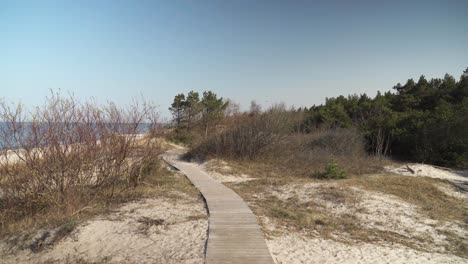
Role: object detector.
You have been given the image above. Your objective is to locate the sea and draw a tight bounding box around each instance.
[0,122,155,150]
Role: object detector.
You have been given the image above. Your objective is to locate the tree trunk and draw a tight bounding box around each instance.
[375,126,389,160]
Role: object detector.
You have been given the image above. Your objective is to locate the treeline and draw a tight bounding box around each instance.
[300,68,468,168]
[169,68,468,169]
[168,90,230,142]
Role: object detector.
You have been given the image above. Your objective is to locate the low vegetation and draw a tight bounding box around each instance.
[301,68,468,168]
[347,175,467,223]
[166,69,468,260]
[226,175,467,258]
[170,68,468,171]
[186,107,379,177]
[1,69,466,260]
[315,160,347,179]
[0,92,169,237]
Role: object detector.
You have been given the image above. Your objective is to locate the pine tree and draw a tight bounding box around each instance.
[169,93,186,129]
[185,91,201,131]
[200,91,228,138]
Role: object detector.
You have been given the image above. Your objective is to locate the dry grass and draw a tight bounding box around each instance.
[0,93,166,238]
[227,179,360,237]
[218,159,466,225]
[1,161,202,254]
[187,108,385,177]
[42,256,111,264]
[186,106,467,257]
[345,174,468,224]
[222,168,467,258]
[0,140,200,242]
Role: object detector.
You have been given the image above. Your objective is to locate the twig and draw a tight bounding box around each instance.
[141,181,156,187]
[72,206,93,216]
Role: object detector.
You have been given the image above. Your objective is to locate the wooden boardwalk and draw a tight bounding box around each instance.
[163,150,275,264]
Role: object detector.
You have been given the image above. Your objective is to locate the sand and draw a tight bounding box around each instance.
[436,182,468,200]
[0,149,28,165]
[0,133,149,166]
[0,193,208,264]
[202,158,468,262]
[3,152,467,263]
[203,159,256,183]
[270,183,466,244]
[262,182,468,263]
[385,163,468,182]
[267,235,468,264]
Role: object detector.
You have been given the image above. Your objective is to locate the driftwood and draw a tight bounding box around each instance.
[405,164,415,174]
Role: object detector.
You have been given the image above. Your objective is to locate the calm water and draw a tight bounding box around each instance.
[0,122,154,150]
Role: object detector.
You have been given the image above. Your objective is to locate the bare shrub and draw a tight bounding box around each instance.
[306,128,365,156]
[267,128,379,177]
[188,106,380,177]
[187,105,296,160]
[0,92,160,235]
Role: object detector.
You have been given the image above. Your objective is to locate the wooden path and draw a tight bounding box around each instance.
[163,150,275,264]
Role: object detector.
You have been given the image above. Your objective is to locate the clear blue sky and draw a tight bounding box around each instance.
[1,0,467,119]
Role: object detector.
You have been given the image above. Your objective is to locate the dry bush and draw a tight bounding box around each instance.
[0,92,160,235]
[306,128,365,157]
[186,105,296,160]
[266,128,380,177]
[188,106,381,177]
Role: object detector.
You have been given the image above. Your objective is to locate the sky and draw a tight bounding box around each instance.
[1,0,467,119]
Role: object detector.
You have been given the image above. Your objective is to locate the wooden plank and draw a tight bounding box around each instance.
[163,151,275,264]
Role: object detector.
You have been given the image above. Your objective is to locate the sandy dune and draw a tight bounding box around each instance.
[267,235,467,264]
[203,159,467,264]
[263,182,467,264]
[0,193,208,264]
[3,154,467,264]
[385,163,468,182]
[203,159,256,183]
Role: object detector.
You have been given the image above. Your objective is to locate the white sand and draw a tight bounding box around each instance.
[0,194,208,264]
[385,164,468,182]
[197,157,468,263]
[267,234,467,264]
[203,159,256,183]
[270,183,467,244]
[0,133,150,166]
[0,149,28,164]
[436,182,468,200]
[263,182,468,263]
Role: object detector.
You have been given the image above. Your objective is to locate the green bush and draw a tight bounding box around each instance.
[300,69,468,169]
[313,160,347,179]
